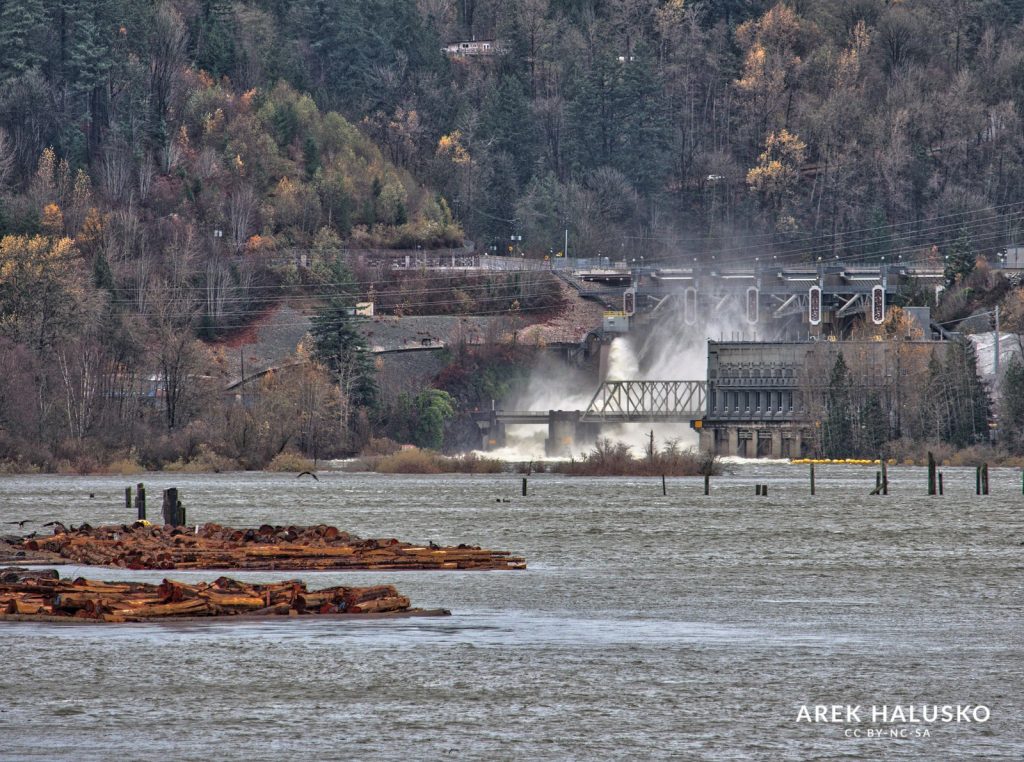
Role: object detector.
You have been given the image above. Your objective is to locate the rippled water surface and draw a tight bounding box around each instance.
[1,465,1022,760]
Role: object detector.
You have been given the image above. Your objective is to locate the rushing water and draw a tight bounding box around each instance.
[0,465,1022,760]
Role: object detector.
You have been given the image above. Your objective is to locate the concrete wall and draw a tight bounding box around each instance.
[700,339,943,458]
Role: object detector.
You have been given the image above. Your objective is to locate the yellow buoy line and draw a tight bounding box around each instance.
[790,458,896,466]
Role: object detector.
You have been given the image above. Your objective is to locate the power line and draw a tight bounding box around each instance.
[96,210,1009,305]
[620,200,1023,253]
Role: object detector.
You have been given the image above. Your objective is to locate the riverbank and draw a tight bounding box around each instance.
[4,441,1024,475]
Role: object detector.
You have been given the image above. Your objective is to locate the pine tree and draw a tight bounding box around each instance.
[65,0,114,157]
[944,227,975,286]
[310,259,377,410]
[859,391,887,456]
[0,0,47,82]
[923,351,948,442]
[480,74,533,184]
[194,0,236,78]
[613,44,671,196]
[567,54,617,173]
[822,352,853,457]
[1000,354,1024,453]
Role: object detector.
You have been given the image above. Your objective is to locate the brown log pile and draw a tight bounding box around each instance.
[19,522,526,571]
[0,567,439,622]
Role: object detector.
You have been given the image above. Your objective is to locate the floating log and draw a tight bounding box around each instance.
[6,598,46,615]
[349,596,411,614]
[17,522,525,572]
[0,568,446,622]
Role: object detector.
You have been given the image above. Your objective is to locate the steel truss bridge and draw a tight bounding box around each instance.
[488,380,707,426]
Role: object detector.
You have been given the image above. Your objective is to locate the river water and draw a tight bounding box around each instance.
[0,464,1021,760]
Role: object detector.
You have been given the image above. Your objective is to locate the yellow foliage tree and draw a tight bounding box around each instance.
[436,131,471,165]
[41,203,64,235]
[735,4,806,139]
[0,235,88,347]
[747,129,806,193]
[747,129,806,230]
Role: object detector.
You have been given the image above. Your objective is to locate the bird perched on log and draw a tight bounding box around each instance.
[297,471,319,481]
[5,519,31,527]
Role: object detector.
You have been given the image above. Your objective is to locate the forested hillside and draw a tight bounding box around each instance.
[5,1,1024,260]
[4,0,1024,470]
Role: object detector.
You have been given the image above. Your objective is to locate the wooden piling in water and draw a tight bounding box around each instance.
[762,484,768,497]
[927,451,937,496]
[521,478,527,496]
[810,464,815,495]
[125,487,131,510]
[661,474,666,496]
[876,471,881,491]
[982,463,990,495]
[880,457,888,495]
[755,484,761,496]
[976,466,981,496]
[134,483,146,521]
[939,472,944,495]
[162,488,183,526]
[704,474,710,496]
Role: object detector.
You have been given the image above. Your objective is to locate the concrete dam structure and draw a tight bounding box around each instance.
[476,338,942,458]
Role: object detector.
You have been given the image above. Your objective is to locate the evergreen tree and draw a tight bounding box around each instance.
[859,391,887,456]
[66,0,115,157]
[305,0,442,112]
[92,250,114,292]
[310,260,377,409]
[194,0,236,78]
[944,227,975,286]
[566,54,618,173]
[923,351,948,442]
[822,352,853,457]
[480,74,533,184]
[999,354,1024,453]
[0,0,47,82]
[612,45,671,196]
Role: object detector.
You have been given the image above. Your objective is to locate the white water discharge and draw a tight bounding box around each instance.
[605,337,640,380]
[485,298,758,460]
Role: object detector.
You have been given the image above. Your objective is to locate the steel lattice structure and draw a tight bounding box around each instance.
[580,380,707,422]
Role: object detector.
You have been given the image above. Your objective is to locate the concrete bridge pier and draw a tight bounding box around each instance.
[477,412,507,450]
[545,411,580,457]
[543,411,600,457]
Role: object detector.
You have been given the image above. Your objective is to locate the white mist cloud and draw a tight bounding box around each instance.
[478,294,760,459]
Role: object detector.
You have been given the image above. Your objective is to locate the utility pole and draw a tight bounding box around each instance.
[994,305,1001,379]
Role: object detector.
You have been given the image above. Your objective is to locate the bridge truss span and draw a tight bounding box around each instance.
[581,380,707,423]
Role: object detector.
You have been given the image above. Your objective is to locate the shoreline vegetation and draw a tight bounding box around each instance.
[2,439,1024,477]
